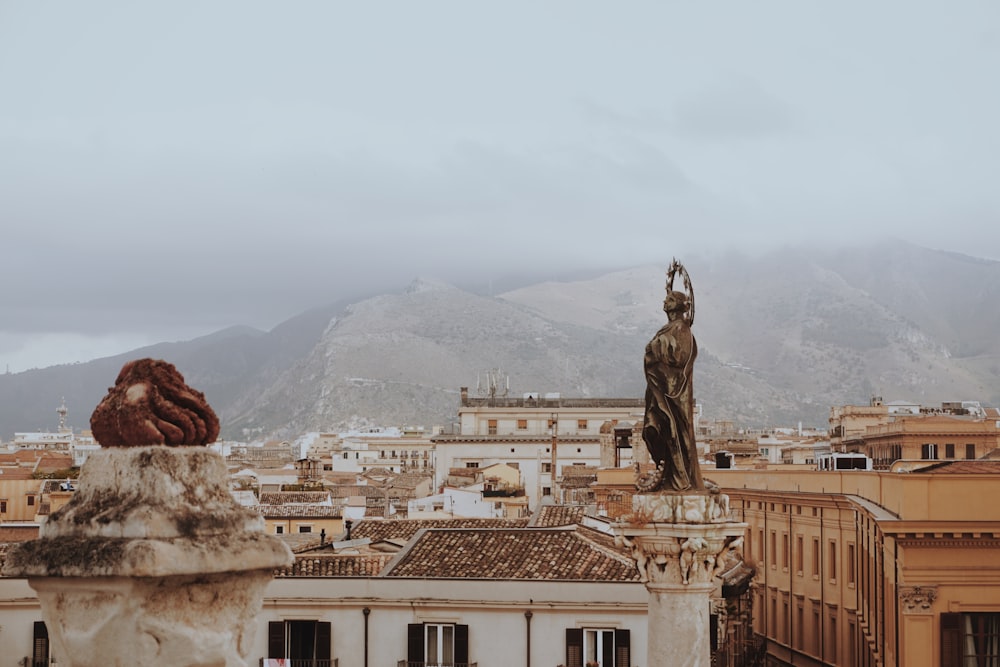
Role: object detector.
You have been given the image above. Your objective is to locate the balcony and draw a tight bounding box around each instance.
[260,660,338,667]
[397,662,477,667]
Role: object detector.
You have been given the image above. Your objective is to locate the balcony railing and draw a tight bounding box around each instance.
[259,659,337,667]
[397,662,477,667]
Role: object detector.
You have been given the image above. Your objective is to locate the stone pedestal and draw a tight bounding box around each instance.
[3,446,293,667]
[614,492,747,667]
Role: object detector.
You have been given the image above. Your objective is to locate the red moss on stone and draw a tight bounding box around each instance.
[90,358,220,447]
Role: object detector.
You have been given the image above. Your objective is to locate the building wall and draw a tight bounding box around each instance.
[433,438,601,510]
[0,479,42,522]
[714,468,1000,667]
[258,577,649,667]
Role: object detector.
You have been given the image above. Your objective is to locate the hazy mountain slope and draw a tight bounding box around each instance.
[227,278,652,437]
[2,243,997,441]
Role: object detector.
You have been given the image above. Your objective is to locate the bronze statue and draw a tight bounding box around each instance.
[638,260,704,493]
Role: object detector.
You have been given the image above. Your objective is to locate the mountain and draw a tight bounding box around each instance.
[2,241,998,441]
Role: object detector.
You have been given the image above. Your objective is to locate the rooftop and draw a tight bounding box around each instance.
[383,526,639,581]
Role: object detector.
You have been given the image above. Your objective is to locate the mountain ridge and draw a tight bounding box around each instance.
[2,241,997,441]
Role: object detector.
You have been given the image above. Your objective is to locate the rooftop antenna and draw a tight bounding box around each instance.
[477,368,509,399]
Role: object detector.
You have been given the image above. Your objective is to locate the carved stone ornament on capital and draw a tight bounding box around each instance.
[899,585,938,614]
[615,523,746,586]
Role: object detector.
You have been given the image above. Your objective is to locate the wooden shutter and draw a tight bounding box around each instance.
[316,621,332,660]
[941,613,962,667]
[408,623,425,664]
[454,624,469,665]
[267,621,285,658]
[32,621,49,665]
[614,629,630,667]
[566,628,583,667]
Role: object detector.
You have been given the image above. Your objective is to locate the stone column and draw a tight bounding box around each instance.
[3,446,293,667]
[615,492,746,667]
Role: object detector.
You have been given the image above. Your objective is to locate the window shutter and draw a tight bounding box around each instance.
[614,629,630,667]
[267,621,285,658]
[32,621,49,665]
[566,628,583,667]
[454,624,470,665]
[710,613,719,651]
[940,613,962,667]
[408,623,425,664]
[316,621,332,660]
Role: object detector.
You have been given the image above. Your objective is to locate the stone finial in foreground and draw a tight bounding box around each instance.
[90,357,220,447]
[3,358,292,667]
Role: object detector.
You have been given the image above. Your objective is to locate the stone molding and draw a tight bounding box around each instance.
[630,490,732,524]
[899,585,938,614]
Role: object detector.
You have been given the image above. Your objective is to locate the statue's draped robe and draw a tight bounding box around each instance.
[642,317,703,491]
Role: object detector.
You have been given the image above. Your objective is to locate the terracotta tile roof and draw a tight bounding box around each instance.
[914,460,1000,474]
[531,505,586,527]
[259,492,331,505]
[329,485,387,499]
[275,554,393,577]
[349,518,530,543]
[383,526,640,581]
[0,468,37,480]
[255,504,341,518]
[35,454,74,471]
[388,473,433,489]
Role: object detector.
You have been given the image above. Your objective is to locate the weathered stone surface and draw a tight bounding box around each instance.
[2,446,293,667]
[90,358,219,447]
[628,490,732,525]
[32,572,272,667]
[40,446,261,541]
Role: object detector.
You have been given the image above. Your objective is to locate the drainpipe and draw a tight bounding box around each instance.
[363,607,371,667]
[524,610,533,667]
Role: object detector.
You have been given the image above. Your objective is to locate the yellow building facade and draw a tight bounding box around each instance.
[712,466,1000,667]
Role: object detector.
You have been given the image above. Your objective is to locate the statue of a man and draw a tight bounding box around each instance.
[641,269,704,492]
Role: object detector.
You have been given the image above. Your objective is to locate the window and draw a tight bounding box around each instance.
[941,612,1000,667]
[343,453,349,459]
[795,535,804,574]
[487,419,498,435]
[465,462,479,468]
[268,620,332,663]
[967,444,977,459]
[0,499,6,513]
[298,525,312,534]
[541,462,552,473]
[812,538,820,576]
[323,463,333,471]
[517,419,528,430]
[33,621,49,667]
[945,443,955,458]
[921,443,938,460]
[565,628,630,667]
[847,543,856,585]
[275,526,284,534]
[782,533,789,569]
[769,531,777,568]
[27,495,35,506]
[828,540,838,581]
[542,487,552,496]
[408,623,469,667]
[577,419,588,431]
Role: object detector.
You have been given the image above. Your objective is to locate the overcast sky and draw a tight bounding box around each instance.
[2,1,999,372]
